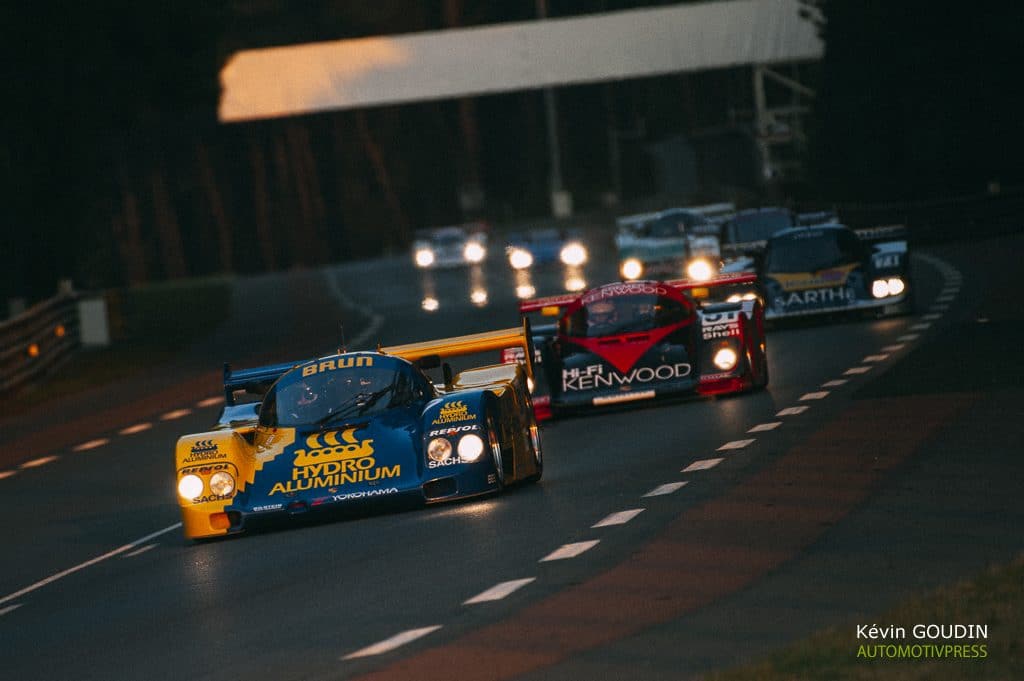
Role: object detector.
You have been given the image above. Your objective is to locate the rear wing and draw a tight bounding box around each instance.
[665,272,758,292]
[854,224,908,243]
[223,360,305,406]
[381,318,534,382]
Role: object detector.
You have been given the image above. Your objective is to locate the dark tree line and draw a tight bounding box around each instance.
[2,1,1020,307]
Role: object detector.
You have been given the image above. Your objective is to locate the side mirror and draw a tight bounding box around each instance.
[416,354,441,370]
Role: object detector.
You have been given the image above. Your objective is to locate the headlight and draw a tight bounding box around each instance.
[564,276,586,292]
[464,241,486,263]
[209,471,235,496]
[871,279,890,298]
[415,249,435,268]
[508,248,533,269]
[470,288,488,305]
[527,376,535,393]
[177,474,203,500]
[621,258,643,280]
[516,284,536,299]
[727,293,742,303]
[427,437,452,463]
[457,434,485,462]
[713,347,738,371]
[887,277,905,295]
[560,242,588,266]
[686,258,714,282]
[421,297,439,312]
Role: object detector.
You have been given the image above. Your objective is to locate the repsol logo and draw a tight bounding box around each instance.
[563,363,691,391]
[428,425,478,437]
[302,355,373,377]
[180,462,235,477]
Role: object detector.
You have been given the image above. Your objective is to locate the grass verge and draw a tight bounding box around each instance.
[705,553,1023,680]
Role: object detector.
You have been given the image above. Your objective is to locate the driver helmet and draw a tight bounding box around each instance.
[588,299,617,326]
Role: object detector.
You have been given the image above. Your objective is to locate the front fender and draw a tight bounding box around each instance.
[175,430,255,539]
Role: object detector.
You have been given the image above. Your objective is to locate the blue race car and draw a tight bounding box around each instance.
[174,325,542,540]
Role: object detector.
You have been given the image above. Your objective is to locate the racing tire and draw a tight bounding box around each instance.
[753,344,769,389]
[525,422,544,483]
[485,415,505,490]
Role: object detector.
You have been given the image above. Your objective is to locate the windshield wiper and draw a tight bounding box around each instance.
[315,385,395,428]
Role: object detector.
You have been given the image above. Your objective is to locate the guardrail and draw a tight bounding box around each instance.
[0,293,82,394]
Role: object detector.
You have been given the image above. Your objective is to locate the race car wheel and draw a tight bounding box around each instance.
[525,422,544,483]
[486,415,505,489]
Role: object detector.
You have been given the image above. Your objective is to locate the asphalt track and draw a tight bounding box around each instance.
[0,231,1021,681]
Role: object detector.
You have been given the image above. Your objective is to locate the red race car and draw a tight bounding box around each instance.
[504,274,768,420]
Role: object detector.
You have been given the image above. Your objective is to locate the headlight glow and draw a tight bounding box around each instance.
[464,241,486,263]
[470,288,488,306]
[415,249,435,268]
[560,242,588,266]
[565,276,587,292]
[686,258,714,282]
[457,434,485,462]
[727,294,742,303]
[713,347,738,371]
[516,284,536,299]
[421,297,439,312]
[508,248,533,269]
[209,471,235,496]
[527,376,535,393]
[427,437,452,463]
[871,279,890,298]
[177,474,203,499]
[887,277,905,295]
[621,258,643,280]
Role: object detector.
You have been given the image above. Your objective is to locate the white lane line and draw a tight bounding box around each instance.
[922,313,942,321]
[941,287,960,294]
[592,509,645,528]
[642,481,689,497]
[464,578,536,605]
[540,540,601,562]
[119,423,152,435]
[930,304,950,312]
[935,295,954,303]
[73,438,109,452]
[718,439,755,451]
[897,334,920,342]
[682,458,724,472]
[882,344,905,352]
[822,379,848,388]
[844,367,872,375]
[863,354,890,363]
[19,456,59,469]
[776,406,808,416]
[909,323,932,331]
[0,604,22,617]
[748,422,781,433]
[0,471,17,480]
[800,391,830,401]
[343,625,443,660]
[124,544,157,558]
[160,408,192,421]
[195,396,224,408]
[0,523,182,607]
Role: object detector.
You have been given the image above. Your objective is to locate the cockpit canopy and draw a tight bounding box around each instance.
[563,289,693,338]
[258,354,433,428]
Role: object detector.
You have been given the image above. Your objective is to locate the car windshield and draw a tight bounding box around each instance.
[259,362,419,428]
[766,230,861,273]
[565,293,692,338]
[728,211,794,243]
